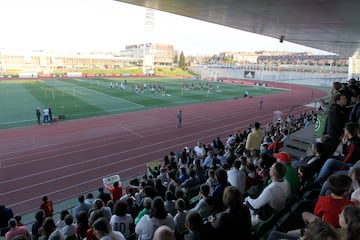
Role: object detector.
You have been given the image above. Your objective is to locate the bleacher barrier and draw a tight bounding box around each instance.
[280,125,315,161]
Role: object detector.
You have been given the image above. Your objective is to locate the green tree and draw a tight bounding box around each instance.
[179,51,186,70]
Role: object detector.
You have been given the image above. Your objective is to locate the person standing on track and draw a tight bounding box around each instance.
[177,110,182,128]
[48,106,53,123]
[43,107,50,125]
[36,107,41,124]
[259,98,263,110]
[40,196,54,217]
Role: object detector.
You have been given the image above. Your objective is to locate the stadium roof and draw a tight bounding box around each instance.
[114,0,360,58]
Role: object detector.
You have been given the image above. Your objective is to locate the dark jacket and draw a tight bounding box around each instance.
[299,154,328,181]
[324,103,346,138]
[184,222,216,240]
[212,206,252,240]
[349,101,360,123]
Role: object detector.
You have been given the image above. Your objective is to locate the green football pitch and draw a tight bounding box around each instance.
[0,78,286,129]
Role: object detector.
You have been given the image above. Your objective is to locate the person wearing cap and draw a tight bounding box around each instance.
[273,151,299,194]
[268,134,284,154]
[260,143,272,156]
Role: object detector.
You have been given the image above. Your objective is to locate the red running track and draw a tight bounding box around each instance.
[0,82,328,215]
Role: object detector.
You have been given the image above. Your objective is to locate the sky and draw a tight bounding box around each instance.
[0,0,333,55]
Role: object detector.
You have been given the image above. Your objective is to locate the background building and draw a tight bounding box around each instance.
[120,43,175,67]
[0,49,142,75]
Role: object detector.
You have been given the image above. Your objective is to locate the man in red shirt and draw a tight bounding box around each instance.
[40,196,54,217]
[104,181,123,202]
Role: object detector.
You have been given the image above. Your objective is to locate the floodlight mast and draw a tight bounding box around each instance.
[143,8,155,75]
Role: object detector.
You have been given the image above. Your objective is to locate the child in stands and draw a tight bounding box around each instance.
[338,205,360,240]
[302,174,356,228]
[205,169,218,194]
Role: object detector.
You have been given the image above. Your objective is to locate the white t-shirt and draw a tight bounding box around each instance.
[110,214,133,238]
[227,168,246,194]
[135,214,174,240]
[43,108,49,116]
[245,180,290,211]
[62,224,76,239]
[100,231,126,240]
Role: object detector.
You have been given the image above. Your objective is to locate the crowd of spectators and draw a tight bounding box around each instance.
[2,79,360,240]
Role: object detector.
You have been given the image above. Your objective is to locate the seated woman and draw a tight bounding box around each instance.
[208,186,252,239]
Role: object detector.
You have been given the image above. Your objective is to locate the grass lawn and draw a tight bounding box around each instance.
[0,77,286,129]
